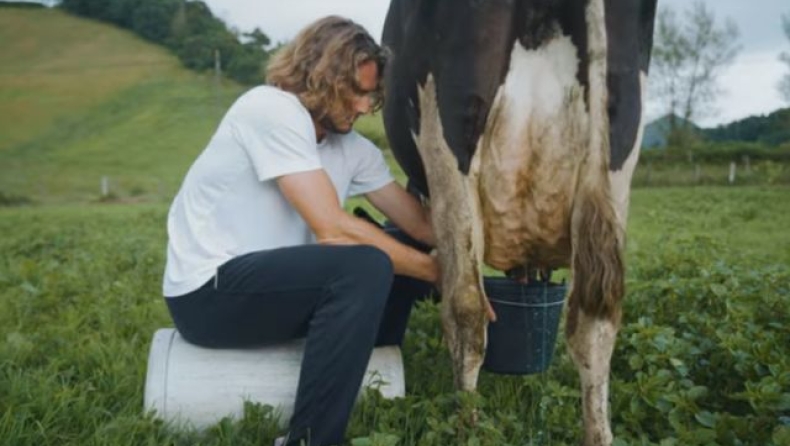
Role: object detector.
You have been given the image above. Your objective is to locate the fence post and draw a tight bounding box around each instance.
[101,176,110,197]
[729,162,736,185]
[694,164,701,184]
[214,49,222,115]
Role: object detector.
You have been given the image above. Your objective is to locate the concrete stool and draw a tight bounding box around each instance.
[143,328,405,429]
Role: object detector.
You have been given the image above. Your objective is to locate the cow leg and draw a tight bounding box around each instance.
[566,307,618,446]
[564,1,626,443]
[415,75,488,391]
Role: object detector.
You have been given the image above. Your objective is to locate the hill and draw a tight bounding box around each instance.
[641,114,700,149]
[0,6,245,203]
[703,107,790,146]
[642,108,790,149]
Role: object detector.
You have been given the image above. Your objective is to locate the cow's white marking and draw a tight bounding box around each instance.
[477,34,593,270]
[609,72,647,230]
[496,34,582,137]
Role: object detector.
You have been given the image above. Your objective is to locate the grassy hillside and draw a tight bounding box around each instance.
[0,7,245,203]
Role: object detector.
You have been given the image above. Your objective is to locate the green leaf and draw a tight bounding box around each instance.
[773,426,790,445]
[778,394,790,411]
[629,354,644,370]
[694,410,716,428]
[687,386,708,401]
[709,283,728,297]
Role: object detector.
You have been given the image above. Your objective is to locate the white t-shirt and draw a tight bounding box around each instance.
[163,86,393,297]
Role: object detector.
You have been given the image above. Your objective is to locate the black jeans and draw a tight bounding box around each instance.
[165,227,433,446]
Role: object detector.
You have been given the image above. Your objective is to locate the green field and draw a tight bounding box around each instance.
[1,187,788,446]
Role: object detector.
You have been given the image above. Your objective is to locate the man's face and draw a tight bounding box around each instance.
[321,60,380,134]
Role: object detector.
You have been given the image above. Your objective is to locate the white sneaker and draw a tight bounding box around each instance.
[273,437,286,446]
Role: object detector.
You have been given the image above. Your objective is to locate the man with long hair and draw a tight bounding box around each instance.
[162,16,438,446]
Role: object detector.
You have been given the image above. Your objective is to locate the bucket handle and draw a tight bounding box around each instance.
[488,299,564,308]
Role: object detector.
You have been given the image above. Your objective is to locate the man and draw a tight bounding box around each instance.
[162,16,438,446]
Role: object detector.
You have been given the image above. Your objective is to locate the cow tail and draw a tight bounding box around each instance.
[568,180,624,332]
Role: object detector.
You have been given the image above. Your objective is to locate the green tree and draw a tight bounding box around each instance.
[57,0,271,86]
[59,0,106,17]
[227,45,267,85]
[649,1,741,138]
[244,27,271,49]
[130,0,178,44]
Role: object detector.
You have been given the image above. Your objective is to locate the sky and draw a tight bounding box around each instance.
[201,0,789,128]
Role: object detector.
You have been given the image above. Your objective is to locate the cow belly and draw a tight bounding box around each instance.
[476,36,590,271]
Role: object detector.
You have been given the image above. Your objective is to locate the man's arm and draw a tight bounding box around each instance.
[276,170,439,284]
[365,182,435,247]
[366,180,498,322]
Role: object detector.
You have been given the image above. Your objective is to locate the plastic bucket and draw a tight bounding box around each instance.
[144,329,405,429]
[482,277,566,375]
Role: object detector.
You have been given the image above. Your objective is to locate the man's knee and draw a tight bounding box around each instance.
[330,245,393,308]
[347,244,393,281]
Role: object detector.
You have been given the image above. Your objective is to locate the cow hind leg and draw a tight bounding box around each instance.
[566,309,618,446]
[416,75,489,392]
[567,184,624,446]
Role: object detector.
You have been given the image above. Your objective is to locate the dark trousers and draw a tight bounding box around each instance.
[165,228,433,446]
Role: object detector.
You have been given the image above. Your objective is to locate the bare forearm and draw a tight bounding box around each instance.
[317,214,439,283]
[364,182,436,248]
[397,205,435,247]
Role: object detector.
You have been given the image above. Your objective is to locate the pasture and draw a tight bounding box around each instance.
[1,186,788,446]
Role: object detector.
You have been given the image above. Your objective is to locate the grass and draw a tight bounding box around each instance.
[0,7,245,204]
[1,186,788,445]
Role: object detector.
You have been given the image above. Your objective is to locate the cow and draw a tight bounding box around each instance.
[381,0,657,444]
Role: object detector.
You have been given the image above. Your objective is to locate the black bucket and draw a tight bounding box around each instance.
[482,277,567,375]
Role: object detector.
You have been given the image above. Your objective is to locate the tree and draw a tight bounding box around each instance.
[244,28,271,50]
[130,0,178,44]
[649,1,741,139]
[780,13,790,103]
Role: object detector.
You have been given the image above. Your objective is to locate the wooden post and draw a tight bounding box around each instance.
[101,176,110,197]
[694,164,701,183]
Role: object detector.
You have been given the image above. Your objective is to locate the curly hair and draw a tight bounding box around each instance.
[266,16,387,127]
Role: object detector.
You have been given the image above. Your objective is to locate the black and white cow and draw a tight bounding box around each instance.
[382,1,657,444]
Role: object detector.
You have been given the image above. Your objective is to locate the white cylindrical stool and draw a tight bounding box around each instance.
[144,328,405,429]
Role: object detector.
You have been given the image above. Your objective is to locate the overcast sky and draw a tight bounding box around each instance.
[202,0,789,127]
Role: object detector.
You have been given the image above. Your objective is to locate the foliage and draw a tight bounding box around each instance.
[703,108,790,146]
[57,0,271,85]
[0,187,788,445]
[641,141,790,164]
[649,1,740,133]
[0,1,47,8]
